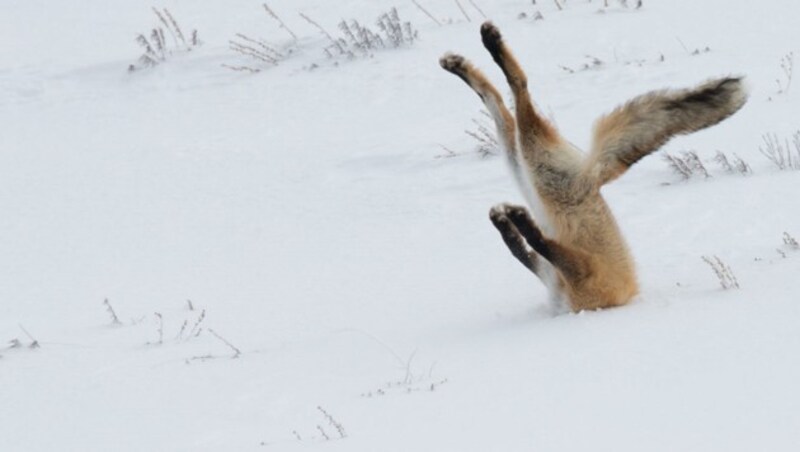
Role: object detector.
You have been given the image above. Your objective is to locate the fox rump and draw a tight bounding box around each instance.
[440,22,747,312]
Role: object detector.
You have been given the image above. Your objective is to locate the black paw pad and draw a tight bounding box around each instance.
[480,21,503,56]
[506,206,528,222]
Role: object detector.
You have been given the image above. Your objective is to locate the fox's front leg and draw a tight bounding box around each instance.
[479,22,560,153]
[503,205,591,284]
[489,204,543,278]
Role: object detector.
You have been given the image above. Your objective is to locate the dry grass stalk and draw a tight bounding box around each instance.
[412,0,442,26]
[263,3,298,41]
[467,0,487,18]
[783,232,799,249]
[104,298,122,325]
[702,255,740,290]
[455,0,471,21]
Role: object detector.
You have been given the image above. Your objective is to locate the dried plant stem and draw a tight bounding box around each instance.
[676,37,691,55]
[435,144,458,159]
[760,131,800,170]
[455,0,471,21]
[663,153,692,179]
[683,151,710,178]
[777,52,794,94]
[263,3,298,41]
[154,312,163,345]
[663,151,719,180]
[412,0,442,26]
[299,13,346,54]
[104,298,121,325]
[467,0,487,18]
[130,8,198,72]
[702,255,739,290]
[235,34,283,57]
[18,324,40,349]
[152,7,178,48]
[187,309,206,338]
[163,8,188,48]
[175,319,189,340]
[784,232,799,249]
[208,328,241,358]
[714,151,733,173]
[732,153,752,175]
[222,64,261,73]
[230,40,279,64]
[317,406,347,438]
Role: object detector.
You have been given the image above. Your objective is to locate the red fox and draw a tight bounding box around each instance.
[440,22,748,312]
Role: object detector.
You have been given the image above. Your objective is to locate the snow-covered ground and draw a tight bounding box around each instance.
[2,0,799,450]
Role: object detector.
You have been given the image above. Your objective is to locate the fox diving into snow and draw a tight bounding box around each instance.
[440,22,747,312]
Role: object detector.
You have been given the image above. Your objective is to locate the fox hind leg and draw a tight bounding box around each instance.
[479,22,559,150]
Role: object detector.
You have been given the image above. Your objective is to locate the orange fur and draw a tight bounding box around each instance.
[441,22,747,312]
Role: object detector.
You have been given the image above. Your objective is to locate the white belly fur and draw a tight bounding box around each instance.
[505,154,566,310]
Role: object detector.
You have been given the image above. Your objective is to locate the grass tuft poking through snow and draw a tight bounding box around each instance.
[128,7,199,72]
[103,298,122,326]
[759,131,800,170]
[701,255,740,290]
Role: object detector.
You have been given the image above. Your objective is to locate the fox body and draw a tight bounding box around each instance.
[440,22,747,312]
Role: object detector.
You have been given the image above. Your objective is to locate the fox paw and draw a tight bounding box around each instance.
[480,21,503,55]
[504,205,544,242]
[489,205,507,223]
[439,53,467,74]
[506,205,532,226]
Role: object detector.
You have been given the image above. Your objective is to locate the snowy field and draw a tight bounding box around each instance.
[2,0,799,450]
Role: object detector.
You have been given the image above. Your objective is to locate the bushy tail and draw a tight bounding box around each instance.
[584,77,748,185]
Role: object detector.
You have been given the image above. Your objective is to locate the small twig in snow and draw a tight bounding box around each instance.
[663,153,692,180]
[701,255,739,290]
[775,52,794,95]
[454,0,471,22]
[263,3,298,41]
[783,232,799,249]
[154,312,163,345]
[104,298,122,325]
[411,0,442,26]
[299,13,346,55]
[18,324,40,349]
[317,406,347,439]
[187,309,206,338]
[208,328,241,358]
[467,0,487,18]
[175,319,189,340]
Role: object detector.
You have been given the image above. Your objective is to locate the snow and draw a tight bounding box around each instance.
[1,0,799,450]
